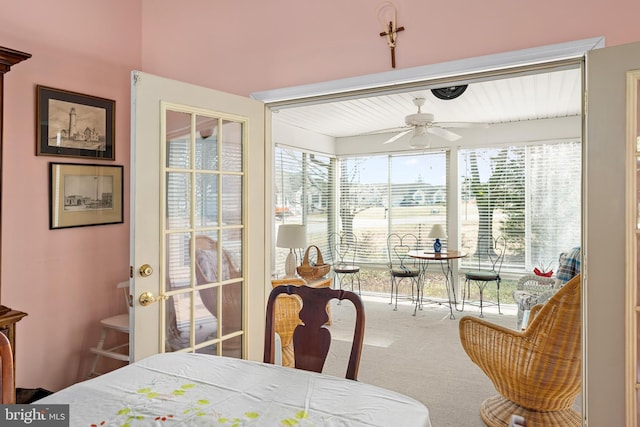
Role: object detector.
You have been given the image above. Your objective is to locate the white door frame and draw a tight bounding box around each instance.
[252,37,605,426]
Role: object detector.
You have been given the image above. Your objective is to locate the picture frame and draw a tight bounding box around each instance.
[37,85,115,160]
[49,162,123,229]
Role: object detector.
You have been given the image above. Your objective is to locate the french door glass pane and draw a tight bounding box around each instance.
[221,120,242,172]
[195,114,218,171]
[221,281,243,336]
[163,108,244,357]
[221,175,242,225]
[195,173,218,227]
[222,229,243,279]
[166,172,190,229]
[166,232,190,290]
[166,110,191,169]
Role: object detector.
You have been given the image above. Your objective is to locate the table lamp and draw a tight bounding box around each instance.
[428,224,447,253]
[276,224,307,278]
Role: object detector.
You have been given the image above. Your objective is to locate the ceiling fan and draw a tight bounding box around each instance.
[381,97,487,148]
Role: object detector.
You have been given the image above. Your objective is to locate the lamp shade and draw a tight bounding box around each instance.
[428,224,447,239]
[276,224,307,249]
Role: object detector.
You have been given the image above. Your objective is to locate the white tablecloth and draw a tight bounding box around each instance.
[38,353,431,426]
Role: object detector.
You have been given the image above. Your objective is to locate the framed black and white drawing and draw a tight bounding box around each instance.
[37,85,115,160]
[49,162,123,229]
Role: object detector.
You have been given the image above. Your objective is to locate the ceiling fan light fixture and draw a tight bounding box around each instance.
[409,126,429,149]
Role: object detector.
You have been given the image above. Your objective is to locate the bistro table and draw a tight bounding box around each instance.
[408,250,467,319]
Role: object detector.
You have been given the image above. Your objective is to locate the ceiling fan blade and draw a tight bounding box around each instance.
[435,121,490,128]
[383,129,412,144]
[427,126,461,141]
[360,126,409,136]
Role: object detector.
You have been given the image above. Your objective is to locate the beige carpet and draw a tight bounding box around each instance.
[322,293,516,427]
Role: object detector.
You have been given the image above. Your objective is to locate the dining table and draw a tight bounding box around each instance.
[36,352,432,426]
[408,249,467,319]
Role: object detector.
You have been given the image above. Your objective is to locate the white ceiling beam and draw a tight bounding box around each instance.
[251,37,604,106]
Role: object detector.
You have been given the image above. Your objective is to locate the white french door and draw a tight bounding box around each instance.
[130,71,268,362]
[585,41,640,427]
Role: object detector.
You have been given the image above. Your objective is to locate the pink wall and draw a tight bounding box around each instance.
[0,0,639,396]
[0,0,141,390]
[140,0,640,97]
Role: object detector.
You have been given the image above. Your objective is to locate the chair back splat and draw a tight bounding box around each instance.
[270,278,306,368]
[264,285,365,380]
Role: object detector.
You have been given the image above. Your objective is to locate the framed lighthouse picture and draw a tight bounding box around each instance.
[36,85,115,160]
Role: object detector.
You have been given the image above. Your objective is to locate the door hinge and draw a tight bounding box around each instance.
[129,266,134,278]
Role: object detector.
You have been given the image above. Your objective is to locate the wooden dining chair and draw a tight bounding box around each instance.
[264,285,365,380]
[0,332,14,404]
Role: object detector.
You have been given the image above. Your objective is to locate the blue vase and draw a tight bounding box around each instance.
[434,238,442,253]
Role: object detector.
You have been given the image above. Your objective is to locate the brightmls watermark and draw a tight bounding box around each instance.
[0,405,69,426]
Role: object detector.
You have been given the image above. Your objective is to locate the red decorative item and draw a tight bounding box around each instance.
[533,267,553,277]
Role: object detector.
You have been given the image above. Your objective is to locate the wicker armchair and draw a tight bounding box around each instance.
[459,274,581,427]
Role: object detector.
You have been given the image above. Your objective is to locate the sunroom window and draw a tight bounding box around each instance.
[339,151,448,264]
[459,140,581,274]
[274,140,581,278]
[274,147,335,271]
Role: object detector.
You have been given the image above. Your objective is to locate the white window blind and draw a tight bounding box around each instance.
[274,147,335,275]
[459,141,581,273]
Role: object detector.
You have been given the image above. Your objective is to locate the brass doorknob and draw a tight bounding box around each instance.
[139,264,153,277]
[139,291,158,306]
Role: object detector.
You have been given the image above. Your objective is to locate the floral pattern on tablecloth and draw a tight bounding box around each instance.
[89,382,309,427]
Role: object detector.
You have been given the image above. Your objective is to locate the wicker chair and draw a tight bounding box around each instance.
[512,274,557,330]
[459,274,581,427]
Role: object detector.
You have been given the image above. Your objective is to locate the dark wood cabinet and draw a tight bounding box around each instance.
[0,46,31,312]
[0,46,31,402]
[0,310,27,377]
